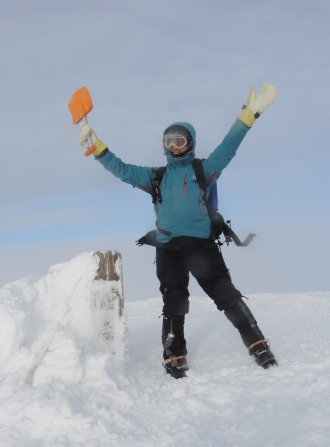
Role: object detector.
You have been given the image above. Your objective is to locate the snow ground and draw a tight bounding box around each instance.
[0,253,330,446]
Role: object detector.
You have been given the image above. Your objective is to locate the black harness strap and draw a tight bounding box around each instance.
[156,221,171,236]
[192,158,222,239]
[192,158,207,200]
[136,230,181,251]
[151,167,172,236]
[191,159,256,246]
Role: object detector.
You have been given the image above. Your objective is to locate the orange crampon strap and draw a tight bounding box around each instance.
[248,339,268,351]
[164,355,186,364]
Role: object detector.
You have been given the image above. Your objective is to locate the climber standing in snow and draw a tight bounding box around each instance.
[78,83,278,378]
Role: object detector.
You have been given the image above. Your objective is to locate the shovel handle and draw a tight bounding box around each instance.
[82,117,97,157]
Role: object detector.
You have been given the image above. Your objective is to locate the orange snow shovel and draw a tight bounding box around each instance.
[68,86,97,156]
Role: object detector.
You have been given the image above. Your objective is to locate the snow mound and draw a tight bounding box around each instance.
[0,252,126,400]
[0,257,330,446]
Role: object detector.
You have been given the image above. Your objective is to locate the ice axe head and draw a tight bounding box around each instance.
[68,87,97,156]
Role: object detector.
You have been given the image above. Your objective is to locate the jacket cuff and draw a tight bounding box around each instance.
[94,148,109,159]
[238,108,260,128]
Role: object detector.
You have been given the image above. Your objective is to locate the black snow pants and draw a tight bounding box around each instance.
[156,237,266,358]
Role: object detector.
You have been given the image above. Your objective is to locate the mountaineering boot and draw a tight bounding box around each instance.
[224,300,277,368]
[163,355,189,379]
[249,340,278,369]
[162,314,188,379]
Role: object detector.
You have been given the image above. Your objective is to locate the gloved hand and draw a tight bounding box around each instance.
[78,123,107,156]
[238,83,277,127]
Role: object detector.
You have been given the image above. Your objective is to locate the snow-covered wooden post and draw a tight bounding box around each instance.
[93,251,125,350]
[95,251,124,316]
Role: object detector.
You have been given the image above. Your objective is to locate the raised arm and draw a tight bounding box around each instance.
[203,83,277,182]
[78,124,154,189]
[203,119,249,181]
[96,149,154,188]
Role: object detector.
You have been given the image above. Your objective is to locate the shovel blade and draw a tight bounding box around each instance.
[68,87,93,124]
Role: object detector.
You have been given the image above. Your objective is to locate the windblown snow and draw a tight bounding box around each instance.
[0,252,329,446]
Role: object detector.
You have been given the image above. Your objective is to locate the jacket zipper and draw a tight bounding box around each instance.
[182,174,187,196]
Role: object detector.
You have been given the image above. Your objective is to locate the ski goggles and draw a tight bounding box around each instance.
[163,134,188,150]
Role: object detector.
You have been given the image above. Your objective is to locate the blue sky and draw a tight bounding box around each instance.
[0,0,329,299]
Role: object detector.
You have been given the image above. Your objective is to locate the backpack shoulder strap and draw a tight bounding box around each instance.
[192,158,206,196]
[153,166,167,179]
[151,166,167,204]
[193,158,219,238]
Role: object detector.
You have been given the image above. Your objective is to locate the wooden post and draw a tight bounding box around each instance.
[90,250,126,351]
[95,251,124,318]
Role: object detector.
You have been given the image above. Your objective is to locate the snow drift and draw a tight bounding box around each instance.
[0,252,126,399]
[0,252,330,446]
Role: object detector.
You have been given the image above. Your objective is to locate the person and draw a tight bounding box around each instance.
[78,83,278,379]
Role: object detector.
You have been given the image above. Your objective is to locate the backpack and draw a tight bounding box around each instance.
[136,158,256,249]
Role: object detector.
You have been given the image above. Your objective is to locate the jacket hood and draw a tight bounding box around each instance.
[163,122,196,164]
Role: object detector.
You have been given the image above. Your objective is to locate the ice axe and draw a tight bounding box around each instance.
[68,86,97,156]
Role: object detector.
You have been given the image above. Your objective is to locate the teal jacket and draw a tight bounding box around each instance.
[96,119,249,243]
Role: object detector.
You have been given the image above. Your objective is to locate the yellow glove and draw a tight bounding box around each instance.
[78,123,107,156]
[238,83,277,127]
